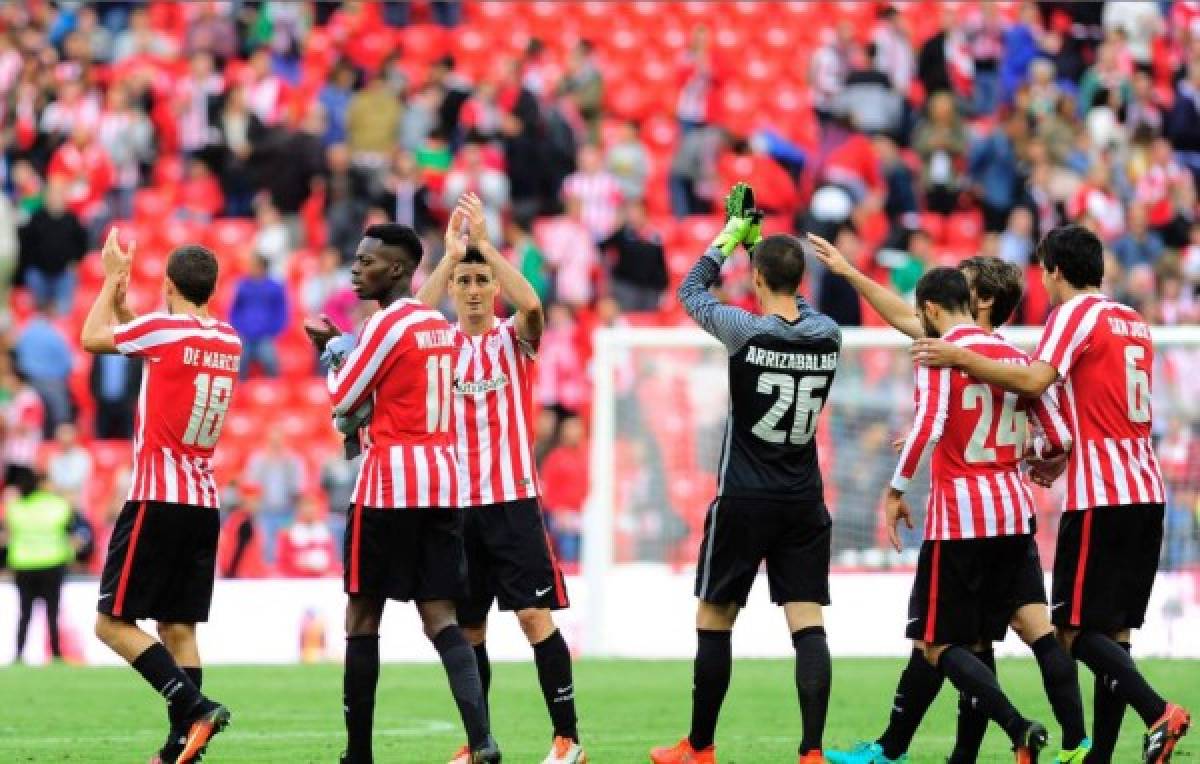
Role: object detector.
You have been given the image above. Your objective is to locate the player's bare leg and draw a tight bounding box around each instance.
[95,614,229,764]
[417,600,499,763]
[1058,626,1190,763]
[785,602,832,763]
[341,595,385,764]
[923,642,1047,762]
[1006,605,1089,760]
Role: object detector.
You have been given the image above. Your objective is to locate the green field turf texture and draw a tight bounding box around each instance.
[1,658,1195,762]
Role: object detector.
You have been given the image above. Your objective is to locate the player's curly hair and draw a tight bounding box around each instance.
[1037,224,1103,289]
[751,234,807,294]
[364,223,424,274]
[959,255,1023,327]
[916,266,972,314]
[166,245,219,306]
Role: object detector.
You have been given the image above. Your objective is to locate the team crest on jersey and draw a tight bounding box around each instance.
[486,334,501,355]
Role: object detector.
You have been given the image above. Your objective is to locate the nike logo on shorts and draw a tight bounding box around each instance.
[1050,602,1065,611]
[98,592,113,600]
[907,617,919,624]
[535,586,553,598]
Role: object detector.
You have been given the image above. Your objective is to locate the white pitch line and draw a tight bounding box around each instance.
[0,720,455,746]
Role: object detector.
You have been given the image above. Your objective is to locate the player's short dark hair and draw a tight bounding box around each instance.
[959,255,1023,327]
[364,223,423,273]
[751,234,807,294]
[1037,224,1104,288]
[166,245,219,305]
[461,246,487,266]
[915,266,972,314]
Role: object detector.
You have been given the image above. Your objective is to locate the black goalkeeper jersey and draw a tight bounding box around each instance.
[679,248,842,501]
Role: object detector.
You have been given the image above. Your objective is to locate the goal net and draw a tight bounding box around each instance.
[582,326,1200,652]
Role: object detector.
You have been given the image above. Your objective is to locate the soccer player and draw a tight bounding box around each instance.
[81,229,238,764]
[417,194,584,764]
[304,223,500,764]
[809,239,1086,763]
[649,185,842,764]
[913,224,1192,764]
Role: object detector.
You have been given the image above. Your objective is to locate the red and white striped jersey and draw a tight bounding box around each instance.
[893,325,1073,540]
[1035,293,1166,511]
[114,313,243,508]
[2,386,44,469]
[327,299,460,509]
[452,317,539,508]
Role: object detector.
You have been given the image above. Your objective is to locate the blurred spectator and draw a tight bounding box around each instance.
[318,59,358,147]
[321,142,372,262]
[968,110,1026,232]
[999,206,1036,266]
[245,429,306,563]
[1168,61,1200,188]
[46,423,90,509]
[346,71,401,171]
[1069,160,1126,243]
[817,224,865,326]
[540,415,588,565]
[431,0,463,28]
[185,1,237,62]
[877,227,932,300]
[218,484,269,578]
[964,2,1006,116]
[811,24,853,125]
[250,105,325,240]
[558,40,603,138]
[400,82,440,153]
[718,136,798,217]
[17,181,86,315]
[506,217,550,303]
[563,143,623,240]
[872,6,915,96]
[211,83,266,217]
[836,45,906,139]
[175,158,224,221]
[1,356,44,482]
[599,201,668,312]
[111,7,176,61]
[244,47,284,127]
[913,91,968,215]
[1135,137,1192,247]
[538,304,590,416]
[1078,42,1131,116]
[13,307,73,434]
[231,254,288,379]
[1102,1,1161,70]
[675,27,718,131]
[376,150,433,238]
[916,8,958,99]
[88,352,140,439]
[275,497,339,578]
[96,84,154,221]
[606,120,649,202]
[1002,4,1043,105]
[427,55,472,142]
[1113,205,1165,269]
[668,123,722,217]
[75,5,113,63]
[40,79,101,142]
[443,139,510,243]
[539,196,598,306]
[47,125,114,233]
[875,134,919,222]
[176,52,223,158]
[252,198,290,276]
[302,246,352,318]
[0,193,16,319]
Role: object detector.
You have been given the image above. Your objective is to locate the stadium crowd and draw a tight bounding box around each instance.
[1,1,1199,577]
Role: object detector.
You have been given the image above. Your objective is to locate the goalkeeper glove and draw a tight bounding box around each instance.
[718,182,764,256]
[710,215,753,258]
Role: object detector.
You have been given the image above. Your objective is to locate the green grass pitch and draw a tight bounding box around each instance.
[1,658,1195,762]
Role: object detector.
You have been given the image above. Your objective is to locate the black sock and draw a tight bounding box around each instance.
[473,642,491,717]
[168,666,206,728]
[877,647,944,759]
[948,647,994,764]
[793,626,831,755]
[688,629,731,751]
[1072,632,1166,728]
[1088,641,1131,764]
[938,646,1028,745]
[432,625,490,749]
[131,644,208,723]
[533,629,579,742]
[1032,635,1086,749]
[344,635,379,763]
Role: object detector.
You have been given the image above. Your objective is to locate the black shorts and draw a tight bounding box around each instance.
[694,496,832,607]
[345,506,467,602]
[907,534,1046,646]
[456,498,569,626]
[1051,503,1164,632]
[98,501,219,623]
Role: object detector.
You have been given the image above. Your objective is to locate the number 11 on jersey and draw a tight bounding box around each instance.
[426,354,453,434]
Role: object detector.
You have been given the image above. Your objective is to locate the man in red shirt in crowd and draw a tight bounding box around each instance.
[276,497,341,578]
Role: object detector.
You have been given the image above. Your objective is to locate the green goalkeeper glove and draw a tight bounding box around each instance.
[710,215,754,258]
[715,182,764,256]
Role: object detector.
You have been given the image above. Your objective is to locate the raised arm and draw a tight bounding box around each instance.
[81,229,135,354]
[677,246,759,352]
[464,193,544,347]
[415,203,469,308]
[807,232,923,339]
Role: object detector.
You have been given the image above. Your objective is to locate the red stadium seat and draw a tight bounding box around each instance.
[945,210,984,251]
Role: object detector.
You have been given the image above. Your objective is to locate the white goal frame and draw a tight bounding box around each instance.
[584,325,1200,653]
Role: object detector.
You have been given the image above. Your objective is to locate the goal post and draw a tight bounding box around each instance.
[583,325,1200,655]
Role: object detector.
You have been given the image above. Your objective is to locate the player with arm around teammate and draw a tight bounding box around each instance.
[808,238,1086,763]
[304,223,500,764]
[81,229,239,764]
[418,194,584,764]
[913,225,1191,764]
[650,185,841,764]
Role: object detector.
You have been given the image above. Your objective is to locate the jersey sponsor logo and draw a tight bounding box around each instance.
[743,346,838,372]
[414,328,457,349]
[181,347,240,373]
[454,373,510,395]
